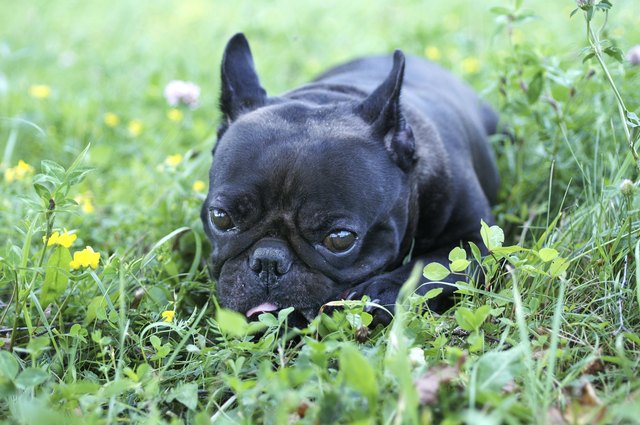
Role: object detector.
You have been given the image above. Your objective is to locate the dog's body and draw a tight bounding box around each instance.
[202,34,498,325]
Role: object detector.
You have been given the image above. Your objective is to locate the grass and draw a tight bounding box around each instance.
[1,0,639,423]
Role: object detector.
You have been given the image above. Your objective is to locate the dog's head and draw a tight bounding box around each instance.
[202,33,417,322]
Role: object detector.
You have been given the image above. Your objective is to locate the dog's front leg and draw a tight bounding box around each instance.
[340,245,479,326]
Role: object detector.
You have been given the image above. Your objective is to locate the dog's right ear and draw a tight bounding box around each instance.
[219,33,267,124]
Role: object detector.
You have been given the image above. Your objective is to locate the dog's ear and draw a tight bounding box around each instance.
[357,50,415,171]
[219,33,267,124]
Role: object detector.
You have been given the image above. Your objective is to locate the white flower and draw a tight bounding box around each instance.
[409,347,426,367]
[619,179,635,197]
[163,80,200,108]
[627,45,640,66]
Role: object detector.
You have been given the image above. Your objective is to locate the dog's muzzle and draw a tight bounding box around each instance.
[249,238,293,288]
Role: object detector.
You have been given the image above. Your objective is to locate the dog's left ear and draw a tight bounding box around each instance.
[357,50,415,171]
[219,33,267,124]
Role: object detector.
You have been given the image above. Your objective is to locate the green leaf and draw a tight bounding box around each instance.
[538,247,559,262]
[216,308,248,337]
[469,241,482,264]
[474,305,492,327]
[626,111,640,128]
[604,46,624,63]
[489,6,511,15]
[150,335,162,349]
[448,247,467,262]
[101,378,135,398]
[67,166,94,186]
[0,378,16,397]
[549,257,570,278]
[15,367,48,388]
[258,312,279,327]
[450,259,470,273]
[582,52,596,63]
[455,305,491,332]
[339,345,378,407]
[467,331,484,353]
[346,312,363,329]
[40,160,66,179]
[85,295,108,325]
[167,382,199,410]
[26,336,50,356]
[69,324,87,343]
[150,338,171,361]
[424,287,443,300]
[423,262,450,281]
[40,246,72,306]
[0,351,19,380]
[278,306,295,324]
[480,220,504,252]
[65,143,92,177]
[33,182,51,200]
[492,245,525,256]
[360,311,373,327]
[527,72,544,104]
[455,307,477,332]
[32,174,57,196]
[474,347,523,393]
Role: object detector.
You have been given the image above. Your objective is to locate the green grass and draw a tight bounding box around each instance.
[1,0,640,423]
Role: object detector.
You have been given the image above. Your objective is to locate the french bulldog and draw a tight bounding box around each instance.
[201,33,499,326]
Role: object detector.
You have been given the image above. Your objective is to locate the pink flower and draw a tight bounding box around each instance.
[627,45,640,66]
[163,80,200,108]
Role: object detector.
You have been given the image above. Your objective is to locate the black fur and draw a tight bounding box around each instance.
[202,33,499,325]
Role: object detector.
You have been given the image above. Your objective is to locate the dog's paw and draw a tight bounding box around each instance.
[341,276,403,327]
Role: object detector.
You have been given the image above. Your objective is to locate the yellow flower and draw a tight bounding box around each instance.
[424,46,441,61]
[192,180,206,192]
[16,160,33,174]
[46,229,77,248]
[4,160,34,182]
[70,246,100,270]
[128,119,143,137]
[74,192,95,214]
[165,154,183,168]
[46,231,59,246]
[81,198,94,213]
[4,168,16,182]
[29,84,51,99]
[161,310,175,323]
[462,57,480,74]
[167,108,184,122]
[103,112,120,127]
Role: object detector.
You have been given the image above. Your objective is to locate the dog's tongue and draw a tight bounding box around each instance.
[246,302,278,318]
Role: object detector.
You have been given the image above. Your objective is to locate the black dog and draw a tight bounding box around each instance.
[201,33,498,325]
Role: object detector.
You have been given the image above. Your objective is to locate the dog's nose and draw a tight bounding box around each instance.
[249,238,293,287]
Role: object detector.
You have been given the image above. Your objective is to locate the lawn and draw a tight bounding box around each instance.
[1,0,639,423]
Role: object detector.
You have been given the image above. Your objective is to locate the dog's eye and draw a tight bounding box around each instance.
[210,208,235,231]
[323,230,356,253]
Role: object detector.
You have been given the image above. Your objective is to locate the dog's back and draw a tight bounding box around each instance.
[207,34,500,322]
[304,55,499,206]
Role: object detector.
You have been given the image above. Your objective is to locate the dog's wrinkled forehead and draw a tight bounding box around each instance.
[215,103,375,175]
[211,103,402,210]
[224,102,371,147]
